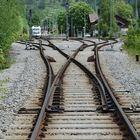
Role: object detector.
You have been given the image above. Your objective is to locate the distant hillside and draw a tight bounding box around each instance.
[23,0,96,10]
[17,0,96,26]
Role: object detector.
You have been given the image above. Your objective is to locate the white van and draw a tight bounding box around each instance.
[32,26,41,37]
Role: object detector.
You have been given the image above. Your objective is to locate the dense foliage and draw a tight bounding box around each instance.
[0,0,139,69]
[57,11,66,33]
[69,2,93,29]
[115,0,133,24]
[0,0,28,69]
[124,28,140,55]
[98,0,118,37]
[57,2,93,36]
[122,0,140,55]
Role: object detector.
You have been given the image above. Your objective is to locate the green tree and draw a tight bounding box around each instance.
[69,2,93,29]
[31,13,41,26]
[99,0,118,37]
[57,2,94,36]
[115,0,133,24]
[0,0,27,69]
[57,11,66,33]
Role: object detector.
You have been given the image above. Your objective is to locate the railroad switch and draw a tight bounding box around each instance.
[47,56,56,62]
[39,132,45,138]
[87,55,95,62]
[41,127,47,132]
[136,55,139,62]
[25,42,36,50]
[131,104,140,112]
[18,108,40,114]
[46,105,64,113]
[80,43,87,51]
[96,106,104,112]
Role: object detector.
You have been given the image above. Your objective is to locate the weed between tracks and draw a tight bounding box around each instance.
[0,78,9,100]
[123,45,140,56]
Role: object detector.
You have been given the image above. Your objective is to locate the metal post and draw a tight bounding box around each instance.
[29,9,32,41]
[83,27,85,39]
[109,0,113,37]
[74,26,76,37]
[61,26,63,40]
[94,0,97,13]
[136,54,139,62]
[84,12,86,38]
[71,17,73,37]
[136,0,139,30]
[65,1,69,41]
[98,7,100,40]
[39,40,42,48]
[66,12,69,40]
[48,18,49,34]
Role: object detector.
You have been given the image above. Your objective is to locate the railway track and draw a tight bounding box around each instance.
[4,39,140,140]
[44,39,140,139]
[4,40,54,140]
[34,40,126,140]
[45,39,140,139]
[94,39,140,140]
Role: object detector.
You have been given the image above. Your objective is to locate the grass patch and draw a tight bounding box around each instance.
[122,27,140,57]
[0,54,13,70]
[0,47,18,70]
[0,78,10,99]
[123,45,140,56]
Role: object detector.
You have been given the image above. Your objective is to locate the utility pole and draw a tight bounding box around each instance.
[98,6,100,40]
[83,12,86,38]
[94,0,97,13]
[109,0,113,37]
[65,0,69,41]
[71,17,73,37]
[74,26,76,37]
[136,0,139,30]
[29,9,32,40]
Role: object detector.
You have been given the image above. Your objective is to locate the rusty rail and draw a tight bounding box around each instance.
[30,40,54,140]
[47,40,108,111]
[46,45,82,110]
[17,39,140,139]
[30,41,83,140]
[94,39,140,140]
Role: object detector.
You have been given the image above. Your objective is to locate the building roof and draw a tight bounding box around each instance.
[115,15,129,28]
[89,14,99,24]
[88,14,128,28]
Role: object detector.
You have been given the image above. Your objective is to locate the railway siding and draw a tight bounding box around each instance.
[0,43,46,139]
[43,62,125,140]
[98,40,140,138]
[2,39,140,139]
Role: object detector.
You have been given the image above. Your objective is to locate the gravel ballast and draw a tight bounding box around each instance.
[0,43,46,138]
[1,39,140,138]
[99,41,140,107]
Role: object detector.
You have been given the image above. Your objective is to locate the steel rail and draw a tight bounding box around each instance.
[47,42,82,107]
[95,39,140,140]
[40,39,109,111]
[30,42,83,140]
[79,39,109,51]
[71,58,108,111]
[16,41,53,50]
[78,39,96,49]
[46,40,109,111]
[30,41,54,140]
[47,45,82,108]
[97,39,118,49]
[83,39,108,45]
